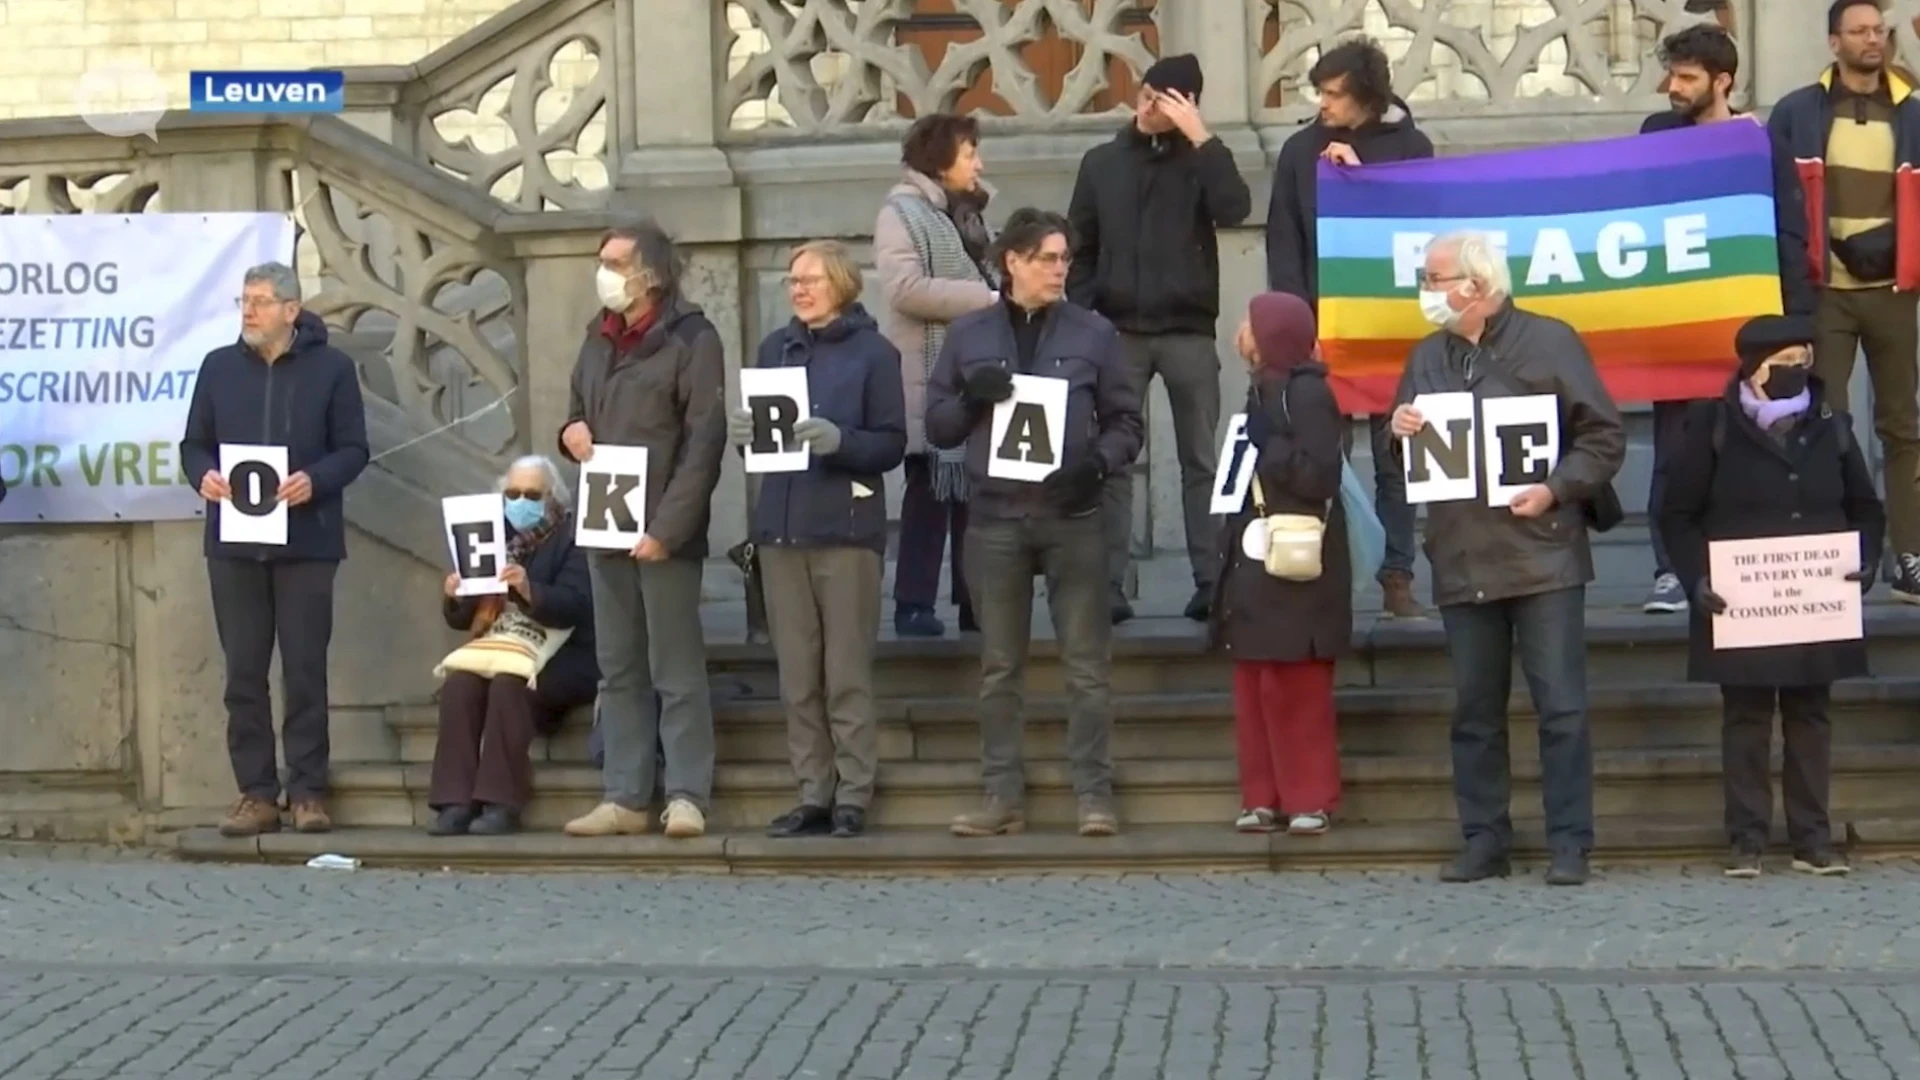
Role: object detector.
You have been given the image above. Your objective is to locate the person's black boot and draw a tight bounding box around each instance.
[1183,587,1211,621]
[468,805,522,836]
[1439,840,1511,883]
[894,606,945,638]
[766,805,832,838]
[1545,848,1591,886]
[427,804,476,836]
[831,805,866,838]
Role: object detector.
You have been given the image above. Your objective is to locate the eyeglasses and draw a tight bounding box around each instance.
[502,488,544,500]
[1415,270,1467,288]
[233,296,289,311]
[1842,26,1890,40]
[784,274,828,290]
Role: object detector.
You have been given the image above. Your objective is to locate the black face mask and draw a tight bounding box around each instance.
[1762,364,1810,400]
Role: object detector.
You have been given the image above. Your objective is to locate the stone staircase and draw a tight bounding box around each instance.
[177,603,1920,874]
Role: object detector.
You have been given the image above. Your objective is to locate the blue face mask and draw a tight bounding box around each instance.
[504,496,545,532]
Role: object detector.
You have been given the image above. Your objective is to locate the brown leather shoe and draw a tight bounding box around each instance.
[1380,571,1426,619]
[219,796,281,838]
[290,798,332,834]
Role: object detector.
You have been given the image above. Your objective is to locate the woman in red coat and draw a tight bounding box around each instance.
[1207,293,1352,835]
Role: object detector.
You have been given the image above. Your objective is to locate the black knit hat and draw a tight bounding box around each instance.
[1142,54,1204,100]
[1733,313,1816,376]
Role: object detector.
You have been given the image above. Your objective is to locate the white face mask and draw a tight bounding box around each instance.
[1417,287,1457,328]
[595,265,631,311]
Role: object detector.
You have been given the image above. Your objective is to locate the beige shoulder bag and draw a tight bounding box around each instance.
[1249,475,1326,582]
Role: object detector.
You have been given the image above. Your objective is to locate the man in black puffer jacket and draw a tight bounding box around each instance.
[1067,53,1252,625]
[180,261,369,840]
[1267,36,1435,620]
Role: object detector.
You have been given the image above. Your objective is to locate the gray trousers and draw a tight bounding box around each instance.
[1102,331,1221,592]
[588,554,714,810]
[760,545,883,810]
[966,514,1115,801]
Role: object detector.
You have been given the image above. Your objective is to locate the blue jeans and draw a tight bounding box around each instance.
[1439,586,1594,853]
[1352,416,1416,580]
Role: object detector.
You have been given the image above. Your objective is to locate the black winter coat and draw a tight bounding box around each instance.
[443,514,599,711]
[746,305,907,554]
[1065,124,1253,337]
[1207,363,1353,662]
[1656,378,1885,687]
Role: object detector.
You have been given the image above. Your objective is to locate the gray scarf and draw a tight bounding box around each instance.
[886,191,994,502]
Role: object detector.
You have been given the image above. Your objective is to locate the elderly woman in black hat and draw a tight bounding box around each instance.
[1657,313,1885,879]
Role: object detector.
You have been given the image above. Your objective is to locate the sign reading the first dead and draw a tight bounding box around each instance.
[1709,531,1863,650]
[988,373,1069,483]
[576,445,649,550]
[218,443,288,546]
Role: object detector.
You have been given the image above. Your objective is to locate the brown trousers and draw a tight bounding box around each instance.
[429,672,566,811]
[760,546,882,809]
[1813,286,1920,552]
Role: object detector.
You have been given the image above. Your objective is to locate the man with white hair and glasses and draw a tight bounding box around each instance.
[1388,232,1626,887]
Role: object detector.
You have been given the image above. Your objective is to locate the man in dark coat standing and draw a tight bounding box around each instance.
[1638,23,1815,616]
[1656,314,1883,878]
[1067,53,1252,625]
[180,261,370,839]
[1266,36,1436,620]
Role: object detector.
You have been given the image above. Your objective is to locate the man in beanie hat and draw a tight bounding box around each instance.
[1066,52,1252,626]
[1656,312,1882,878]
[1267,35,1435,621]
[1637,22,1814,616]
[1388,231,1625,888]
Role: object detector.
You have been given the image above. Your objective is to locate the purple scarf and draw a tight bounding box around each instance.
[1738,381,1811,432]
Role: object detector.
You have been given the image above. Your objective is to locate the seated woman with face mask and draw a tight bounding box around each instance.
[1657,314,1885,880]
[428,455,599,836]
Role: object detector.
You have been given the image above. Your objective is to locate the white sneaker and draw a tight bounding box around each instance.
[1235,808,1277,832]
[662,798,706,839]
[1287,812,1329,835]
[563,801,649,837]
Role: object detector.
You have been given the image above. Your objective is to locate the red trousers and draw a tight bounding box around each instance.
[1231,660,1341,814]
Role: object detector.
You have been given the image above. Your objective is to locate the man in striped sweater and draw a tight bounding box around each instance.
[1770,0,1920,601]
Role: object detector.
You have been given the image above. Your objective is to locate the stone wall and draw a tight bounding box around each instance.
[0,0,516,120]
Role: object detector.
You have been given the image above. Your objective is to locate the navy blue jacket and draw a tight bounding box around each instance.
[1640,111,1815,316]
[746,305,907,554]
[180,311,370,561]
[443,514,599,709]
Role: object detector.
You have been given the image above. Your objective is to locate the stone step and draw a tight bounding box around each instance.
[173,815,1868,876]
[381,678,1920,766]
[325,743,1920,834]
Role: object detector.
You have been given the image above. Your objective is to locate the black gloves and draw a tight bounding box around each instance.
[1846,563,1877,592]
[1694,580,1728,615]
[1041,458,1106,513]
[960,364,1014,406]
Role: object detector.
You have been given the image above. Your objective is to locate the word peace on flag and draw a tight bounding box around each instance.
[1315,121,1784,415]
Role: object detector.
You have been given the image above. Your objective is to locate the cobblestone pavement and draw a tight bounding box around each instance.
[7,852,1920,1077]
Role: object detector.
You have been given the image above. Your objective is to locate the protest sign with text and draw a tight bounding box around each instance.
[987,374,1069,483]
[1709,531,1862,650]
[739,367,810,474]
[575,445,649,550]
[442,493,508,596]
[217,443,288,546]
[1209,413,1253,514]
[0,212,296,522]
[1402,392,1477,504]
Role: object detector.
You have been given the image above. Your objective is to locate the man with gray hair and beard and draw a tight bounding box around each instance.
[180,261,370,840]
[1388,232,1625,887]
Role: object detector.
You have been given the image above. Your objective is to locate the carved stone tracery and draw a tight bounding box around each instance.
[0,169,163,215]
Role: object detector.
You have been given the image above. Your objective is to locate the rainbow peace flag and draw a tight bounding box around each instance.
[1315,120,1784,415]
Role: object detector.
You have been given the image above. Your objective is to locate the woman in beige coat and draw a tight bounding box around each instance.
[874,113,999,638]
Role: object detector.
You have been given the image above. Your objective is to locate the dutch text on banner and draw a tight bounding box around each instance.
[987,374,1069,483]
[1709,531,1863,650]
[740,366,810,474]
[0,213,296,522]
[1315,121,1782,415]
[218,443,288,546]
[443,493,507,596]
[576,445,649,550]
[1209,413,1254,514]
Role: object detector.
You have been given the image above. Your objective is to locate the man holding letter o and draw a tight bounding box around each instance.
[557,220,727,842]
[1656,314,1884,878]
[925,208,1144,839]
[179,262,370,839]
[1388,232,1625,887]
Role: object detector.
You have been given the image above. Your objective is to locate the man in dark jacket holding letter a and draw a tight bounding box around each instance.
[927,208,1144,840]
[1388,232,1625,888]
[180,262,370,840]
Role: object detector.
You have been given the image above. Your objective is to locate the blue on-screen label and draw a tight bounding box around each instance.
[188,70,345,113]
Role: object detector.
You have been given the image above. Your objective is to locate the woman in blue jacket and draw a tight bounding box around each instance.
[728,240,908,838]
